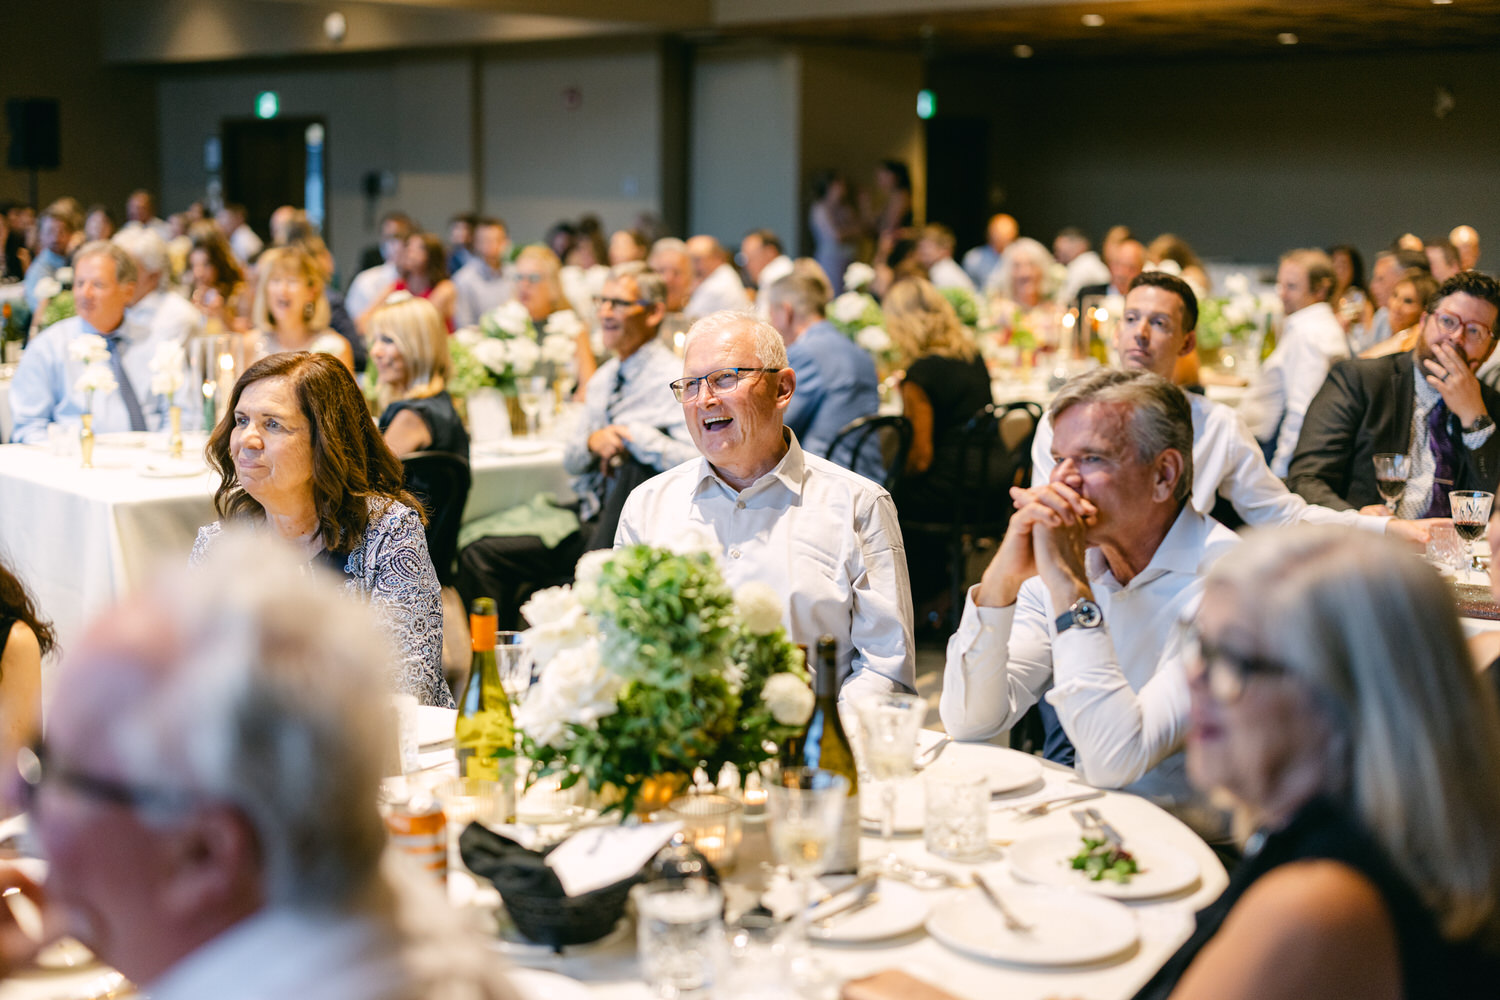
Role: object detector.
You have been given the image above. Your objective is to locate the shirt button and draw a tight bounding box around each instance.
[730,549,741,559]
[736,500,746,509]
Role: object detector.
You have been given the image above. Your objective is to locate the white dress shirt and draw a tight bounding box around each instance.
[940,507,1238,807]
[126,287,203,345]
[685,262,751,319]
[927,257,977,293]
[1238,301,1350,477]
[345,262,398,323]
[1059,250,1111,307]
[1031,391,1386,532]
[616,430,917,701]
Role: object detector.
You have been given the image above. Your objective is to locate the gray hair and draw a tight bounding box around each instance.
[1206,525,1500,947]
[764,272,829,319]
[992,236,1059,301]
[73,240,138,285]
[1048,368,1194,503]
[95,531,394,911]
[609,261,666,308]
[683,310,788,369]
[111,226,169,278]
[648,237,688,265]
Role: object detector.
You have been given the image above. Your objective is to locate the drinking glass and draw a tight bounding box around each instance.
[923,768,989,861]
[763,766,848,995]
[854,692,926,880]
[632,878,725,1000]
[494,630,533,706]
[1426,521,1465,575]
[1449,490,1494,572]
[517,375,547,436]
[1372,453,1409,516]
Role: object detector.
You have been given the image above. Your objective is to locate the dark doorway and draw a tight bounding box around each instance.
[924,116,990,253]
[221,117,327,243]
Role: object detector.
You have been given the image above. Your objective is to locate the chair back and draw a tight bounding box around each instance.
[401,450,473,586]
[950,400,1043,532]
[826,415,913,492]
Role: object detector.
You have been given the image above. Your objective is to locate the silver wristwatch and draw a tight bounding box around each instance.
[1055,597,1103,634]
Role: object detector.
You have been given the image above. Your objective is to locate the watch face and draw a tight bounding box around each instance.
[1073,599,1102,628]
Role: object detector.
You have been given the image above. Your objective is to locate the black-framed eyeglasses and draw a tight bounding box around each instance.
[1432,309,1495,348]
[592,295,650,312]
[669,367,782,403]
[1179,623,1286,704]
[16,741,194,813]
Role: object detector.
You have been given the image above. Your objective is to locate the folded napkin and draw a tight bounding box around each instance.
[458,823,575,898]
[457,493,580,551]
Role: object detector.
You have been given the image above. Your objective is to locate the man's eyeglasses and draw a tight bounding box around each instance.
[669,367,781,403]
[1179,624,1287,704]
[516,272,547,285]
[593,295,650,312]
[1432,310,1494,348]
[16,740,193,813]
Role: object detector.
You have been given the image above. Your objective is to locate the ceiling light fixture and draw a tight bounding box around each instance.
[1013,44,1034,58]
[1432,0,1453,5]
[1278,32,1299,45]
[1082,14,1105,27]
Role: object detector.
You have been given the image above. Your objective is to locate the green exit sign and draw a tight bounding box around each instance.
[255,91,280,119]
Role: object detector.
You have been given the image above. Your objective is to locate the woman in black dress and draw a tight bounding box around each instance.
[367,293,470,459]
[1135,525,1500,1000]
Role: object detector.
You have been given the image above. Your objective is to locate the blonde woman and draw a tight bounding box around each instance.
[250,246,355,371]
[368,294,469,458]
[513,244,596,388]
[1136,525,1500,999]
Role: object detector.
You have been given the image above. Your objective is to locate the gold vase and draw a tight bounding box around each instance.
[506,393,528,437]
[634,773,690,819]
[168,405,183,460]
[79,412,95,468]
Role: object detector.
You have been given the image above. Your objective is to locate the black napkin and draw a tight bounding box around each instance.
[458,823,572,897]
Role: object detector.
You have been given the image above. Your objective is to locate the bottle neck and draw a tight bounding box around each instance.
[815,647,839,699]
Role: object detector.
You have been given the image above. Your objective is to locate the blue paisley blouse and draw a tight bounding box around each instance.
[192,498,453,707]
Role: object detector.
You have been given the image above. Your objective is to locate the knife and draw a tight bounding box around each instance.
[804,873,879,922]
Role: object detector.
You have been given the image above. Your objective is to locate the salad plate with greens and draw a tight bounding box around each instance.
[1008,830,1201,900]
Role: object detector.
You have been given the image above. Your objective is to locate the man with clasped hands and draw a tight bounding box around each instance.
[941,369,1238,827]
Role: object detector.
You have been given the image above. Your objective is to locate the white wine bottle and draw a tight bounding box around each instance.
[792,635,861,874]
[455,598,515,789]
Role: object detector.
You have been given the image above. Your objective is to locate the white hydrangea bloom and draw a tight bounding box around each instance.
[520,585,597,666]
[855,326,891,354]
[490,300,532,337]
[540,332,577,367]
[830,292,868,325]
[734,582,784,636]
[505,336,542,375]
[762,672,815,726]
[74,362,118,396]
[471,338,510,375]
[515,639,621,749]
[68,333,109,365]
[543,310,585,339]
[149,342,186,396]
[843,262,875,292]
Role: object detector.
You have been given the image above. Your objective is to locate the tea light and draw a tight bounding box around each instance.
[664,792,743,872]
[741,773,768,820]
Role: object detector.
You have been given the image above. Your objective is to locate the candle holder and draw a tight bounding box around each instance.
[79,412,94,469]
[168,404,183,460]
[664,792,743,873]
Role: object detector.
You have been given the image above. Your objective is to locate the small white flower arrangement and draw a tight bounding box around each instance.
[68,334,109,366]
[843,262,876,293]
[149,342,186,397]
[74,363,118,400]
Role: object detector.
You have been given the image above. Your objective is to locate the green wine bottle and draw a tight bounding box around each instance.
[792,635,861,874]
[455,598,516,789]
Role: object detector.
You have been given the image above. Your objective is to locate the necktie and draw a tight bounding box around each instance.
[604,365,627,424]
[1425,401,1458,518]
[105,333,148,432]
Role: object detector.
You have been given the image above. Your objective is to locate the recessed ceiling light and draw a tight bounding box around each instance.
[1278,32,1299,45]
[1432,0,1453,5]
[1082,13,1105,27]
[1013,43,1034,58]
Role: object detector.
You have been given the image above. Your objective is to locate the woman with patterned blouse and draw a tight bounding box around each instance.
[191,352,452,707]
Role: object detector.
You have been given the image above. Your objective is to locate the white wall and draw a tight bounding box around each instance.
[481,45,663,242]
[689,48,801,249]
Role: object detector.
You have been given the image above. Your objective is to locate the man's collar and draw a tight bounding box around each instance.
[691,427,802,499]
[1085,503,1210,587]
[1413,352,1443,408]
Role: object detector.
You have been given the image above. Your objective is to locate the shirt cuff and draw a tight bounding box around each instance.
[1463,423,1496,450]
[957,584,1017,651]
[1355,514,1390,533]
[1048,625,1121,695]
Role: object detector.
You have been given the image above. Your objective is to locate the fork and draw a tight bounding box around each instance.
[974,871,1032,933]
[1000,789,1104,818]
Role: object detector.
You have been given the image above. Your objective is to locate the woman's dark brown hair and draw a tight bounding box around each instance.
[0,560,56,658]
[406,232,450,290]
[188,219,245,302]
[206,353,424,554]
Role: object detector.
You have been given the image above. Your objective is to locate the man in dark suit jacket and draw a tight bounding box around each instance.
[1288,271,1500,515]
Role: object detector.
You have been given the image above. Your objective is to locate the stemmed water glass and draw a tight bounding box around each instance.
[517,375,547,437]
[494,630,533,706]
[1449,490,1494,573]
[763,765,848,996]
[854,692,926,881]
[1372,453,1409,516]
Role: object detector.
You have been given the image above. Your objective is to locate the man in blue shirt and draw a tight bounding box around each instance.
[452,217,515,328]
[23,208,74,312]
[763,272,881,481]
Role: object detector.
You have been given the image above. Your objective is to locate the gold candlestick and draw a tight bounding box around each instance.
[79,412,94,469]
[168,405,183,460]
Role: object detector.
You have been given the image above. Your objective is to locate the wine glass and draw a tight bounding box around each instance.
[517,375,547,437]
[494,630,533,707]
[854,692,926,881]
[763,765,848,994]
[1372,453,1409,517]
[1449,490,1494,573]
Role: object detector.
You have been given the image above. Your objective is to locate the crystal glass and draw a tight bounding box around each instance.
[664,792,744,873]
[517,375,547,436]
[632,877,725,1000]
[494,630,533,706]
[1426,521,1465,575]
[1372,453,1409,516]
[854,692,926,880]
[764,766,848,996]
[1450,490,1494,572]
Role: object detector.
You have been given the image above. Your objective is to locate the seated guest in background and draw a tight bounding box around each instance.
[452,217,515,329]
[368,293,469,459]
[249,247,355,371]
[22,207,74,311]
[288,230,364,371]
[458,264,695,628]
[617,311,916,703]
[112,226,202,344]
[1053,225,1110,307]
[1426,236,1462,284]
[739,228,794,313]
[1288,271,1500,518]
[446,212,475,275]
[1147,233,1210,299]
[1238,248,1350,477]
[1451,224,1481,271]
[684,235,751,318]
[915,224,976,292]
[195,352,450,706]
[1361,270,1439,359]
[267,205,304,248]
[1032,272,1432,542]
[186,221,251,331]
[608,228,649,266]
[962,212,1019,290]
[390,232,456,328]
[1359,247,1430,352]
[512,245,595,386]
[122,188,172,242]
[0,536,516,997]
[83,205,115,243]
[1133,526,1500,1000]
[346,211,413,321]
[10,242,188,444]
[988,237,1062,338]
[1075,236,1146,313]
[648,237,693,315]
[216,202,263,264]
[942,369,1237,825]
[763,272,880,478]
[0,560,47,753]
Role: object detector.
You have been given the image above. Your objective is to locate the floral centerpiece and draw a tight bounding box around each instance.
[940,286,983,329]
[449,302,580,397]
[69,333,116,468]
[1196,273,1281,371]
[512,542,813,818]
[828,289,900,370]
[34,271,75,331]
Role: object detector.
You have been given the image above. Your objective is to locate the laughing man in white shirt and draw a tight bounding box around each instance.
[942,368,1237,815]
[616,310,916,702]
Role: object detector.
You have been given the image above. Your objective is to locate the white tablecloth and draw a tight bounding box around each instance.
[0,439,571,665]
[0,375,12,444]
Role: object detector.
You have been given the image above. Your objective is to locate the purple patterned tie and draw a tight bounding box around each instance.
[1425,401,1457,518]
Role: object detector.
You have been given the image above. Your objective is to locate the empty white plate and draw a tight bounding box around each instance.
[927,884,1138,966]
[1008,830,1201,900]
[807,878,929,943]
